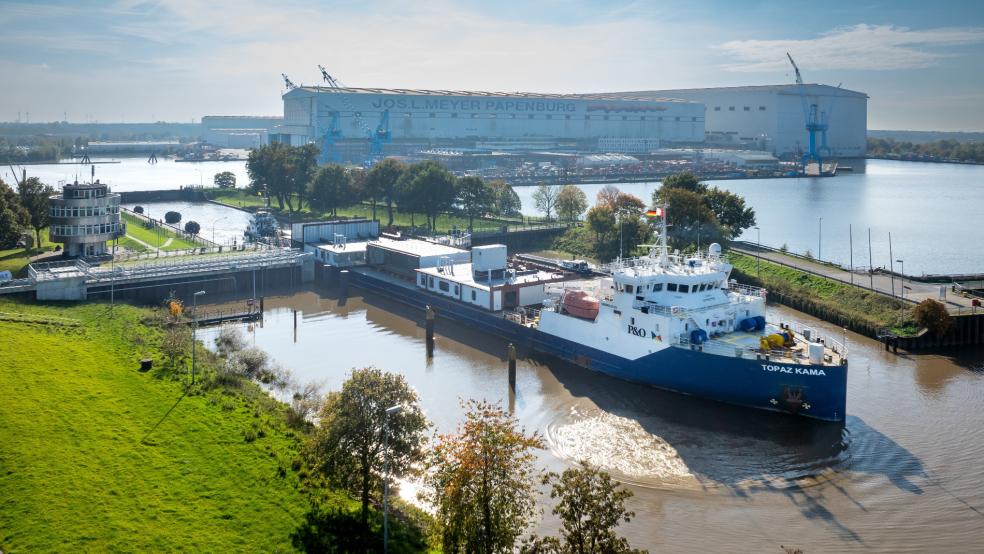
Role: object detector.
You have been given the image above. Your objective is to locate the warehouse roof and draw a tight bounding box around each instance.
[290,87,695,103]
[608,83,868,99]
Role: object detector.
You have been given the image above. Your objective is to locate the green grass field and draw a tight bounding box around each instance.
[0,233,58,277]
[0,299,431,552]
[121,212,200,251]
[208,189,559,234]
[729,251,913,334]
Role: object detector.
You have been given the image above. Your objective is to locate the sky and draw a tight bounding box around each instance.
[1,0,983,131]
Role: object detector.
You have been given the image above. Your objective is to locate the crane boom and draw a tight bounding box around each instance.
[786,52,803,85]
[318,65,342,88]
[281,73,296,90]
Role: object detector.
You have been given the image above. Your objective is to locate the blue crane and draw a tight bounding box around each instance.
[786,53,827,169]
[318,111,343,164]
[367,109,391,164]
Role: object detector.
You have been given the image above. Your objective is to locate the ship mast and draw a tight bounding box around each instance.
[659,203,669,268]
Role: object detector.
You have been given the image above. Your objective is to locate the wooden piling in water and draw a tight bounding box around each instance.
[425,305,435,357]
[507,343,517,393]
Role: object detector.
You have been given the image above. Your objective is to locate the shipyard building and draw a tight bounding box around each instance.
[613,84,868,158]
[271,87,705,161]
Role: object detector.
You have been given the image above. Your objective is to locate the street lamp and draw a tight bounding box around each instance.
[211,216,228,245]
[818,217,822,261]
[754,226,761,275]
[383,404,404,554]
[192,290,206,384]
[896,259,905,318]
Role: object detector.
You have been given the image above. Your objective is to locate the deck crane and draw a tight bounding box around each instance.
[786,52,827,171]
[281,73,297,91]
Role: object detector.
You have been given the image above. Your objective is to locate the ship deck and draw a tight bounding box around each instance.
[703,324,845,366]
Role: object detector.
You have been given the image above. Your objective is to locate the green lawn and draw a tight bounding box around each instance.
[0,233,58,277]
[122,212,200,251]
[0,299,431,552]
[729,251,913,334]
[208,189,561,234]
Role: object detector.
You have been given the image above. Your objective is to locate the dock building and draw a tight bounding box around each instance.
[48,179,125,257]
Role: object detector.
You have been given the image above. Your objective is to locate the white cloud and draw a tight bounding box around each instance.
[718,24,984,73]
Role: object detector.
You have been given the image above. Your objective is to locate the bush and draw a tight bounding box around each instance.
[214,327,245,357]
[164,211,181,224]
[234,347,268,378]
[913,299,952,336]
[133,205,144,214]
[184,220,201,235]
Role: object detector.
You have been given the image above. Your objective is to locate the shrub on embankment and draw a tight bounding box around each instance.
[728,251,914,338]
[0,298,432,552]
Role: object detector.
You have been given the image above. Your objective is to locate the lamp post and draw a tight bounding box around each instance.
[896,259,905,319]
[754,226,761,275]
[818,217,822,261]
[192,290,206,384]
[211,216,228,245]
[383,404,404,554]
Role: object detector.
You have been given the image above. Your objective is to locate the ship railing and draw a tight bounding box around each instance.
[673,335,761,359]
[775,321,849,361]
[727,281,768,299]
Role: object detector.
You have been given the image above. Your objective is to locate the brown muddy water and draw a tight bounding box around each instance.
[200,288,984,552]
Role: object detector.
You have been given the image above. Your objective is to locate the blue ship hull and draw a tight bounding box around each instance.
[351,270,848,422]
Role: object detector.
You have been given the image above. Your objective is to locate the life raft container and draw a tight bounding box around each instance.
[561,290,600,320]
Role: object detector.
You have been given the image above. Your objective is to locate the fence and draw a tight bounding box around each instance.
[121,207,218,248]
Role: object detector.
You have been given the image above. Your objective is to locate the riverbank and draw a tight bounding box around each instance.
[728,251,915,338]
[0,298,431,552]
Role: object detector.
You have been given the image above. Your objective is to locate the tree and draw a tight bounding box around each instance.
[183,220,201,235]
[247,143,292,210]
[539,462,648,554]
[532,184,560,220]
[16,176,54,249]
[214,171,237,189]
[396,161,456,231]
[366,158,405,225]
[133,205,144,214]
[555,185,588,222]
[0,179,29,249]
[702,186,756,239]
[596,185,622,211]
[308,164,354,216]
[456,176,495,231]
[288,143,319,211]
[160,324,191,368]
[424,399,544,554]
[587,205,616,239]
[164,211,182,224]
[913,299,953,336]
[652,187,723,250]
[490,180,522,217]
[306,367,429,527]
[660,172,707,194]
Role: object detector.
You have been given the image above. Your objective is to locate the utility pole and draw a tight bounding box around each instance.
[888,232,896,298]
[754,226,761,276]
[849,224,853,284]
[818,217,822,261]
[868,227,874,290]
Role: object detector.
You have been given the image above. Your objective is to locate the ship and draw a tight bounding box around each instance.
[244,210,279,241]
[341,210,848,422]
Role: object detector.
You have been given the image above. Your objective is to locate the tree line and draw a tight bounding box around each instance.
[553,173,756,263]
[246,144,522,231]
[867,137,984,163]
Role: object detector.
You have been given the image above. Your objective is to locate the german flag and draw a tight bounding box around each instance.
[645,208,664,218]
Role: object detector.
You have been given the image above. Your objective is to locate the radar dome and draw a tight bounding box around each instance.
[708,243,722,258]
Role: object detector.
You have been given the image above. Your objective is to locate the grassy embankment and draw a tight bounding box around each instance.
[0,298,432,552]
[120,212,200,252]
[728,251,916,337]
[0,233,57,277]
[208,188,556,234]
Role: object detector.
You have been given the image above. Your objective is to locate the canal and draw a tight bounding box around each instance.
[200,287,984,552]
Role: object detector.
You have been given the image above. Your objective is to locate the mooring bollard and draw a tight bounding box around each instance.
[425,305,435,357]
[507,342,517,393]
[293,309,298,343]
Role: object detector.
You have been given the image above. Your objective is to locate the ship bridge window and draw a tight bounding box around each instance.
[652,283,663,292]
[667,283,677,292]
[439,281,450,292]
[419,274,425,286]
[679,284,689,293]
[625,284,634,293]
[472,290,477,301]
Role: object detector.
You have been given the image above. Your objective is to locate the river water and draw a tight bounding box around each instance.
[199,287,984,552]
[15,157,984,275]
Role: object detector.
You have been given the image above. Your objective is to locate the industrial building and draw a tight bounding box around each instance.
[613,84,868,158]
[271,87,705,163]
[201,116,283,148]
